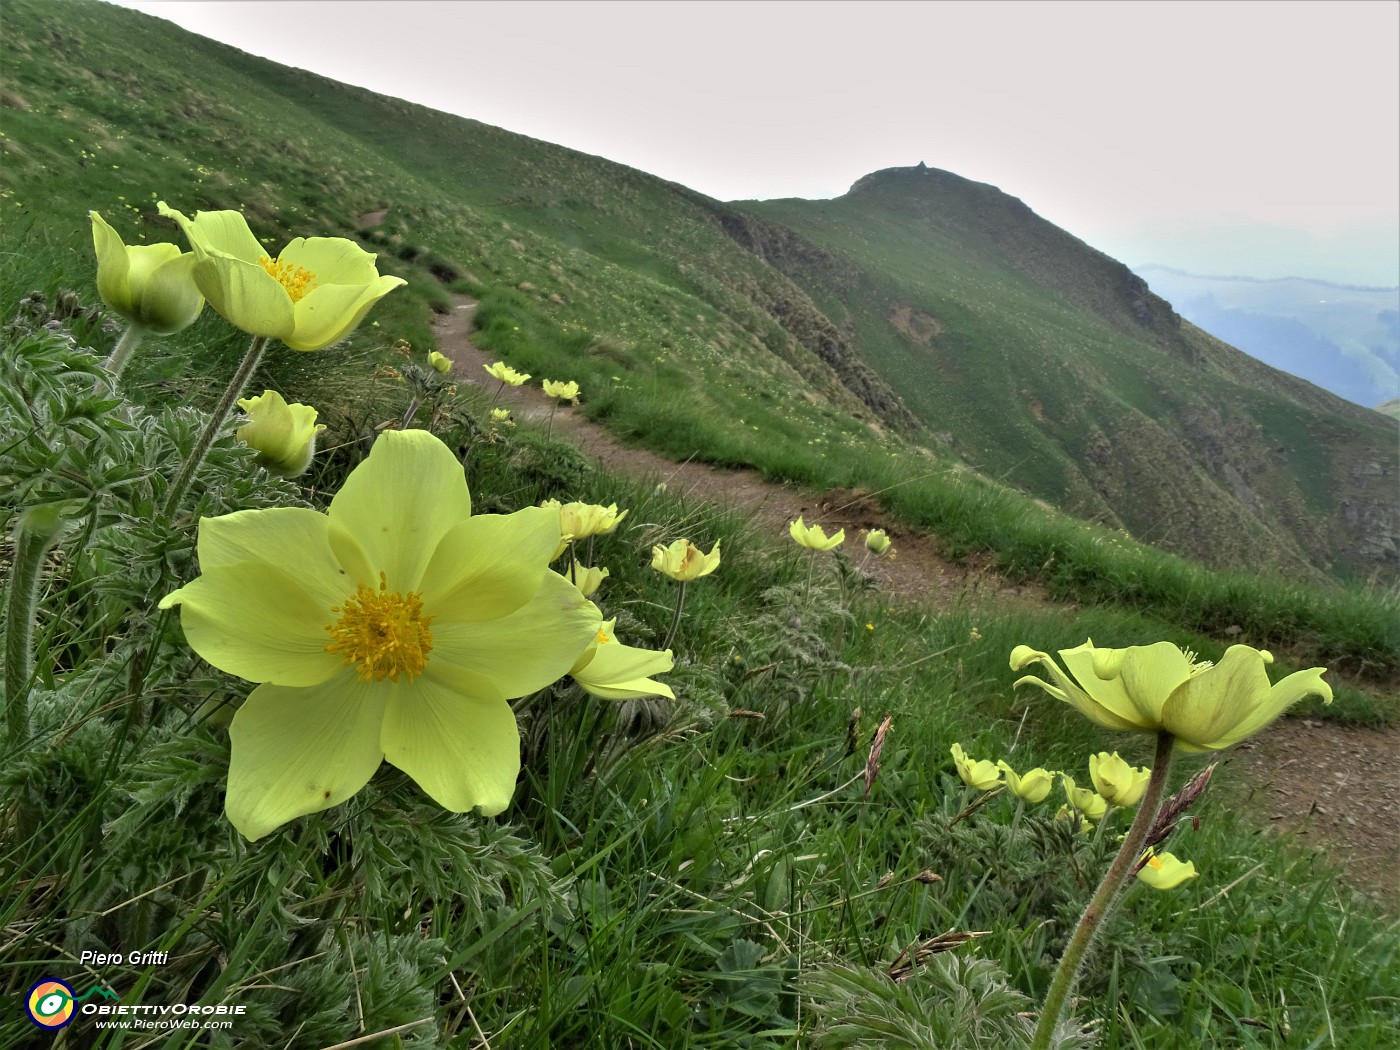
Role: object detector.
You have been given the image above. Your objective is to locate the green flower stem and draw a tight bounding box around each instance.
[100,324,145,383]
[546,402,558,440]
[4,524,56,744]
[661,581,687,652]
[163,335,270,519]
[1032,730,1176,1049]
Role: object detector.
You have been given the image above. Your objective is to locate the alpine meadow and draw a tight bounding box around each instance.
[1,2,1397,1048]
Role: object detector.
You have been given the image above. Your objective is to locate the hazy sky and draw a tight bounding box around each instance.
[111,0,1399,284]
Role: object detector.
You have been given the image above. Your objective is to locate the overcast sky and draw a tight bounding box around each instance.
[111,0,1399,285]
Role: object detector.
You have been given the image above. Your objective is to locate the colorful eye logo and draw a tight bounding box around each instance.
[26,978,76,1029]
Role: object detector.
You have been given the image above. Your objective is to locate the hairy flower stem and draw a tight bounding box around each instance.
[99,324,145,384]
[546,403,558,441]
[661,581,687,652]
[4,522,59,744]
[1032,730,1176,1049]
[163,335,270,519]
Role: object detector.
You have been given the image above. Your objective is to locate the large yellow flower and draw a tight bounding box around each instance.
[159,429,596,840]
[236,390,325,478]
[484,361,530,386]
[90,211,204,335]
[789,516,844,551]
[1010,639,1331,751]
[157,202,405,351]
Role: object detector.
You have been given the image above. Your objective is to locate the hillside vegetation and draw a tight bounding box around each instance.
[2,2,1399,1048]
[3,0,1397,591]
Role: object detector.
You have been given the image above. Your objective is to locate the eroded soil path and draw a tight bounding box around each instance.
[432,298,1398,906]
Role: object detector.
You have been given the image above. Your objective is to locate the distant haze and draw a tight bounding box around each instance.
[109,0,1400,286]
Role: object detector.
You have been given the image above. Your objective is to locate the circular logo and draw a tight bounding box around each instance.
[26,979,76,1029]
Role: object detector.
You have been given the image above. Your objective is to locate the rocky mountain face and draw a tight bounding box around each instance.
[742,167,1399,580]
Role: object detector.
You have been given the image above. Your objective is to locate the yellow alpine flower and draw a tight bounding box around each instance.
[789,516,845,551]
[864,528,892,556]
[1010,639,1331,751]
[159,429,596,840]
[569,561,609,598]
[950,742,1002,791]
[90,210,204,335]
[568,617,674,701]
[1060,774,1108,821]
[996,759,1054,803]
[484,361,530,386]
[650,538,722,582]
[235,389,325,478]
[543,379,580,401]
[157,202,405,350]
[1088,751,1152,807]
[428,350,452,374]
[1136,850,1199,890]
[544,500,630,543]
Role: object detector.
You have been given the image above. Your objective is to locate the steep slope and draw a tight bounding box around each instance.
[2,2,1394,582]
[740,166,1398,577]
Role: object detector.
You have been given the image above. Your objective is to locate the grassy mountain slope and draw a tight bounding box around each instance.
[741,167,1398,578]
[2,0,1395,599]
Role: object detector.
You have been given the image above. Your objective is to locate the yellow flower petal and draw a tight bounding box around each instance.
[158,201,264,263]
[1093,641,1191,725]
[281,275,405,351]
[1136,850,1199,890]
[380,666,521,816]
[192,255,296,339]
[327,430,472,592]
[428,570,597,697]
[279,236,381,286]
[1010,644,1145,732]
[226,674,386,841]
[160,563,347,687]
[570,619,674,700]
[1060,641,1158,729]
[418,506,560,621]
[192,507,349,607]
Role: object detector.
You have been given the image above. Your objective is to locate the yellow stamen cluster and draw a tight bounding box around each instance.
[260,255,318,302]
[1146,855,1164,871]
[596,627,611,645]
[325,572,434,682]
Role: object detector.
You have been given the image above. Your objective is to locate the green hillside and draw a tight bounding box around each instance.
[3,1,1395,589]
[741,167,1398,577]
[4,4,1400,1048]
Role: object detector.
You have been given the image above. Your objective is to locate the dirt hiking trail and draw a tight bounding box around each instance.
[432,297,1399,906]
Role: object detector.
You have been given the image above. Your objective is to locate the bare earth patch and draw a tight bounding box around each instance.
[431,296,1399,907]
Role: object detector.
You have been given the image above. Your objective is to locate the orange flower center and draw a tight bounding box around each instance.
[325,573,434,682]
[260,255,318,302]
